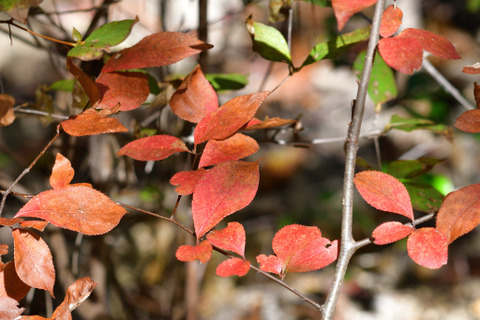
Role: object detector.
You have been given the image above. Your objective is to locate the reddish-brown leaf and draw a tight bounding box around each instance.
[216,258,250,277]
[378,37,423,74]
[194,92,269,145]
[271,224,338,276]
[0,244,7,256]
[332,0,377,31]
[51,277,97,320]
[14,186,127,235]
[462,63,480,74]
[379,5,403,38]
[455,109,480,133]
[243,117,297,130]
[436,184,480,244]
[398,28,461,60]
[95,71,149,111]
[61,109,128,136]
[50,153,74,189]
[102,32,213,73]
[256,254,283,275]
[175,240,212,263]
[372,221,414,245]
[66,57,101,105]
[0,217,23,226]
[206,222,246,258]
[170,65,218,123]
[354,171,414,220]
[0,94,15,127]
[476,82,480,109]
[117,135,190,161]
[199,133,259,168]
[192,160,259,238]
[0,296,24,319]
[170,168,207,195]
[407,228,448,269]
[0,0,43,24]
[0,261,31,301]
[19,220,48,232]
[12,229,55,297]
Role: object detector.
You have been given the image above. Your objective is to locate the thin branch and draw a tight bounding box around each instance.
[321,0,386,318]
[273,129,383,147]
[14,106,70,120]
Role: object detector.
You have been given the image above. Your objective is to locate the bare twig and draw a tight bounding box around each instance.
[321,0,386,318]
[14,107,70,120]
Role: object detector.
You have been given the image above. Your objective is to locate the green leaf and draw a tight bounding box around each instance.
[0,0,42,24]
[353,50,397,105]
[404,182,444,213]
[246,15,292,65]
[385,115,453,141]
[72,27,82,42]
[297,0,330,6]
[302,26,370,67]
[205,73,248,92]
[386,158,443,180]
[68,17,138,61]
[48,79,75,92]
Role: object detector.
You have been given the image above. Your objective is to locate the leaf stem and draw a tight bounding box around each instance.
[321,0,386,318]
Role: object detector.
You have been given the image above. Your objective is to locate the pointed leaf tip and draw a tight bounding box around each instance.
[50,153,74,189]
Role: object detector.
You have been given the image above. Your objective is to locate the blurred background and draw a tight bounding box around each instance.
[1,0,480,319]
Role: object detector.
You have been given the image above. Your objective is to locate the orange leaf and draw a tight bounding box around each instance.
[243,117,296,130]
[13,229,55,297]
[216,258,250,277]
[354,171,414,220]
[407,228,448,269]
[19,220,48,232]
[379,5,403,38]
[0,217,23,226]
[194,92,269,145]
[102,32,213,73]
[175,240,212,263]
[332,0,377,31]
[50,153,74,189]
[462,63,480,74]
[117,135,190,161]
[199,133,259,168]
[0,261,31,301]
[455,109,480,133]
[51,277,97,320]
[0,94,15,127]
[378,37,423,74]
[206,222,246,258]
[61,109,128,136]
[436,184,480,244]
[170,65,218,123]
[14,186,127,235]
[398,28,461,60]
[192,160,259,238]
[95,71,150,111]
[170,169,207,195]
[66,57,101,105]
[372,221,414,245]
[0,297,24,319]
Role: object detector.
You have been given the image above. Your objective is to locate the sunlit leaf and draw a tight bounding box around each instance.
[379,5,403,38]
[256,254,283,275]
[206,222,246,258]
[216,258,250,277]
[398,28,461,60]
[192,161,259,238]
[199,133,259,168]
[378,37,423,74]
[462,63,480,74]
[51,277,97,319]
[175,240,212,263]
[49,153,74,189]
[332,0,377,31]
[170,168,207,195]
[117,135,190,161]
[0,297,24,320]
[243,117,297,130]
[407,227,448,269]
[372,221,413,245]
[61,109,128,136]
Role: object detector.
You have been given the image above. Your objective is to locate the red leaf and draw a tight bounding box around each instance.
[332,0,377,31]
[199,133,259,168]
[354,171,414,220]
[398,28,461,60]
[271,224,338,276]
[66,57,101,105]
[192,160,259,238]
[50,153,74,189]
[378,37,423,74]
[455,109,480,133]
[380,5,403,38]
[0,261,31,301]
[462,63,480,74]
[51,277,97,320]
[243,117,297,130]
[407,228,448,269]
[102,32,213,73]
[175,240,212,263]
[117,135,190,161]
[14,186,127,235]
[216,258,250,277]
[170,65,218,123]
[256,254,283,275]
[61,109,128,136]
[436,184,480,244]
[0,297,24,319]
[194,92,269,145]
[13,229,55,297]
[206,222,246,258]
[372,221,414,245]
[170,168,207,195]
[95,71,150,111]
